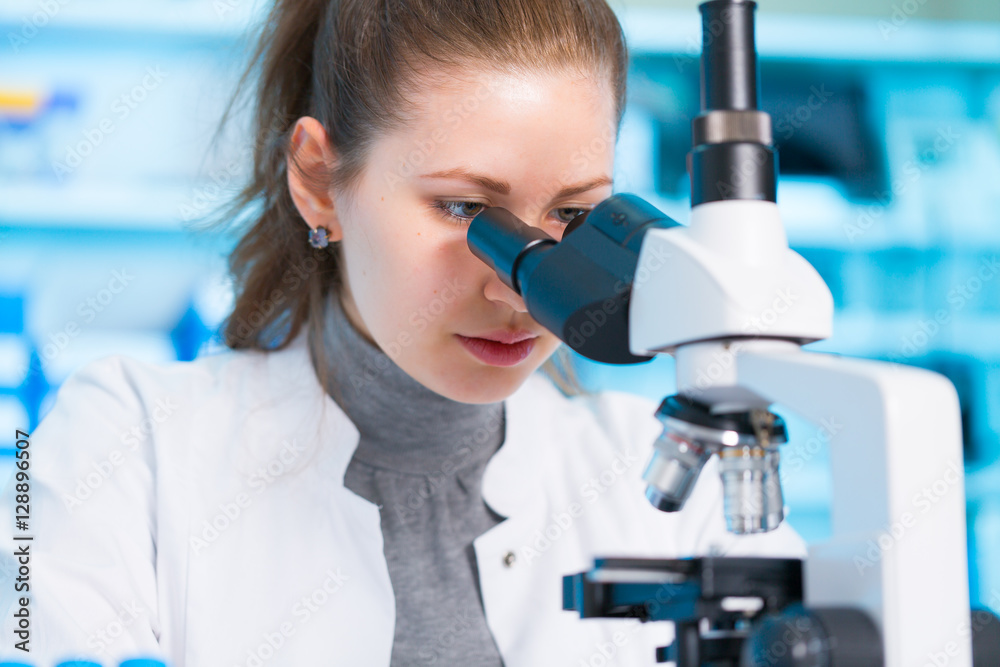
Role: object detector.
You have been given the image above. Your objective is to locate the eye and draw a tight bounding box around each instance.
[433,200,488,223]
[432,200,592,226]
[554,207,588,223]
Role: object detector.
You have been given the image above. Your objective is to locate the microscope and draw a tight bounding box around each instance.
[467,1,1000,665]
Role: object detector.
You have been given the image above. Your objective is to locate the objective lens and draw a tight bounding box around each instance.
[762,448,784,531]
[642,431,712,512]
[718,445,783,534]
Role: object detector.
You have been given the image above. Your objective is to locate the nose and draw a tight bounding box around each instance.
[483,272,528,313]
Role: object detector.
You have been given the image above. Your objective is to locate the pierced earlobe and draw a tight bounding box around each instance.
[308,226,330,249]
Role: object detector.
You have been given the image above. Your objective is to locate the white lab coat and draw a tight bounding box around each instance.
[0,326,806,667]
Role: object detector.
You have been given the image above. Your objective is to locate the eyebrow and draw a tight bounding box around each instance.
[420,167,613,200]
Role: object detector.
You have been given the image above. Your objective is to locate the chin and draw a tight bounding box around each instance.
[438,366,536,405]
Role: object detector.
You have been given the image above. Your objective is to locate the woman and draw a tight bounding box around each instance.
[0,0,806,664]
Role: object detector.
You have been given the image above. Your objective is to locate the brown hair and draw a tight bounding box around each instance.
[197,0,630,399]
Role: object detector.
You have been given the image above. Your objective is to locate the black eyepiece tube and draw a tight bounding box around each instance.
[690,0,775,205]
[466,206,556,294]
[699,0,759,112]
[466,195,678,365]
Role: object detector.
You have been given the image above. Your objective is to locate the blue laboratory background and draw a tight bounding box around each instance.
[1,0,998,631]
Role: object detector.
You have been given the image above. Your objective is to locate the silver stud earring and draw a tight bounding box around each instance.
[308,226,330,249]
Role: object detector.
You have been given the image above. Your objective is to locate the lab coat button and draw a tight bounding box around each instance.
[502,550,516,567]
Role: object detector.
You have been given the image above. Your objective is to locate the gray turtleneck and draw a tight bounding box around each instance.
[312,289,507,666]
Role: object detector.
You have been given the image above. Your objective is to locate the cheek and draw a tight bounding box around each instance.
[359,229,471,342]
[339,221,409,330]
[396,238,470,327]
[538,331,563,358]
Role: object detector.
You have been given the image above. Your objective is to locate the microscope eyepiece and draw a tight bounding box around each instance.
[467,206,556,294]
[465,194,679,365]
[699,0,760,112]
[690,0,777,206]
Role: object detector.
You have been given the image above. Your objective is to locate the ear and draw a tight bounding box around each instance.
[287,116,343,242]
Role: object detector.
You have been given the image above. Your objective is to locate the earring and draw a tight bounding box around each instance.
[308,226,330,249]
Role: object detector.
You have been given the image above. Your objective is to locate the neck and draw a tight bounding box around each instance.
[310,289,505,474]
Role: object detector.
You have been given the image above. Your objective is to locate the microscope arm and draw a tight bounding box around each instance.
[734,345,972,667]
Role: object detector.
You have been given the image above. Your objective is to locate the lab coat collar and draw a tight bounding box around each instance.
[268,325,551,519]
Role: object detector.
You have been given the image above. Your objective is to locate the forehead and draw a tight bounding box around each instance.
[373,67,617,179]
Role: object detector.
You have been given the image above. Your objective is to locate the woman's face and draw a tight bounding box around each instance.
[288,67,617,403]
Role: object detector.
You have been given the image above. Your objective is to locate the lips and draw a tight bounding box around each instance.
[469,329,538,344]
[455,334,536,367]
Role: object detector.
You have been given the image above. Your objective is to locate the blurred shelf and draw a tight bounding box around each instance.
[0,0,265,40]
[809,310,1000,360]
[619,8,1000,64]
[5,177,997,254]
[628,182,1000,252]
[27,329,181,388]
[0,179,239,231]
[2,1,998,62]
[778,179,936,251]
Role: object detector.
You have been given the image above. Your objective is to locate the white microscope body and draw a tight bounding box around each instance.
[468,0,981,662]
[630,197,972,667]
